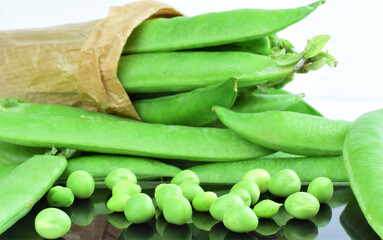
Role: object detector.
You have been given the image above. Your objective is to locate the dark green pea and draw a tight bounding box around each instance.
[34,208,71,239]
[268,169,301,197]
[66,170,95,199]
[307,177,333,203]
[283,219,318,240]
[46,186,74,208]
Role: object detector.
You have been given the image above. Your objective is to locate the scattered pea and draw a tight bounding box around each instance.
[223,204,259,233]
[179,181,204,201]
[124,193,155,224]
[171,170,200,185]
[107,193,131,212]
[285,192,320,219]
[112,181,141,196]
[230,180,260,205]
[242,168,271,193]
[66,170,95,199]
[154,183,183,210]
[105,168,137,190]
[35,208,71,239]
[268,169,301,197]
[163,196,192,225]
[230,189,251,207]
[46,186,74,208]
[253,199,282,218]
[209,194,244,221]
[192,191,218,212]
[307,177,334,203]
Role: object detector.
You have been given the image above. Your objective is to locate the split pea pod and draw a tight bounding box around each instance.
[214,107,351,156]
[0,155,67,234]
[343,109,383,238]
[123,1,322,53]
[133,78,237,126]
[0,111,272,161]
[60,155,181,181]
[188,156,347,184]
[231,93,303,113]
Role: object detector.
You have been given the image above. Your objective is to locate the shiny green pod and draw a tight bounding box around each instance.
[214,107,351,156]
[343,109,383,238]
[199,37,273,55]
[0,141,47,166]
[123,1,322,53]
[0,111,271,161]
[0,155,67,234]
[188,156,347,184]
[132,78,237,126]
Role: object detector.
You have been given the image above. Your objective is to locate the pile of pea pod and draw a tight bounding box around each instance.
[1,0,383,238]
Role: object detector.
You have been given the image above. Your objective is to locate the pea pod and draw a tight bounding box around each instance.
[133,78,237,126]
[0,155,67,234]
[199,37,273,55]
[0,111,271,161]
[188,156,347,184]
[0,141,47,166]
[343,109,383,238]
[232,93,303,113]
[214,107,351,156]
[123,1,322,53]
[60,155,181,181]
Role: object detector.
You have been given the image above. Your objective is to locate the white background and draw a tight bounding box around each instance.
[0,0,382,121]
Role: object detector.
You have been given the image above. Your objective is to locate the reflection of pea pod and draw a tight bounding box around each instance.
[214,107,350,156]
[340,200,380,240]
[328,186,354,209]
[0,141,47,166]
[0,211,42,240]
[189,156,347,184]
[283,219,318,240]
[0,111,271,161]
[0,155,67,234]
[269,88,323,116]
[133,78,237,126]
[61,155,181,182]
[66,199,95,227]
[232,93,303,113]
[123,1,322,53]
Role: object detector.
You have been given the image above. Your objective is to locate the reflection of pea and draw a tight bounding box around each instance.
[107,212,131,229]
[192,212,218,231]
[271,206,293,226]
[67,199,95,226]
[255,218,280,236]
[283,219,318,240]
[124,223,155,240]
[224,232,258,240]
[209,223,229,240]
[163,224,192,240]
[155,214,168,236]
[311,203,332,228]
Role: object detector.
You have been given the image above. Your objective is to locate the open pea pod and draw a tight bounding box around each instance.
[123,1,323,53]
[0,155,67,234]
[343,108,383,238]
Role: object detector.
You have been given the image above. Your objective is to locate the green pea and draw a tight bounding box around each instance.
[179,182,204,201]
[209,194,244,221]
[242,168,270,193]
[46,186,74,208]
[171,170,200,185]
[230,189,251,207]
[154,183,183,211]
[192,191,217,212]
[112,181,141,196]
[268,169,301,197]
[104,168,137,190]
[66,170,95,199]
[124,193,155,224]
[230,180,260,205]
[285,192,320,219]
[307,177,333,203]
[163,196,192,225]
[107,193,131,212]
[223,204,258,233]
[253,199,282,218]
[34,208,71,239]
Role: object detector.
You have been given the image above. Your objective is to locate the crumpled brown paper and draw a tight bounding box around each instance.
[0,1,182,120]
